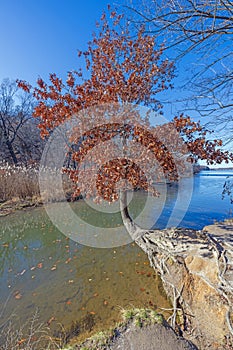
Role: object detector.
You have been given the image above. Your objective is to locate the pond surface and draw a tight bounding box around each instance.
[0,169,232,343]
[0,205,170,343]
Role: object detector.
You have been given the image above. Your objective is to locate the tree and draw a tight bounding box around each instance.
[18,8,233,236]
[126,0,233,142]
[0,79,43,165]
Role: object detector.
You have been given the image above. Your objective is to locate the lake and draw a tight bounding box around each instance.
[0,169,232,343]
[157,169,233,229]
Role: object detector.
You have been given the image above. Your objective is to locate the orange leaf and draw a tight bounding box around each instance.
[14,291,22,300]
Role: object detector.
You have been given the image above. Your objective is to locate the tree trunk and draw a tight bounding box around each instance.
[1,114,18,165]
[5,137,18,165]
[119,190,146,240]
[119,188,233,347]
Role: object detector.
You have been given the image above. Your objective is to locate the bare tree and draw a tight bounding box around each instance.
[0,79,43,165]
[126,0,233,142]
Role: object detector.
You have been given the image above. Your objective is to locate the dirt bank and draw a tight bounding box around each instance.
[70,309,197,350]
[136,221,233,349]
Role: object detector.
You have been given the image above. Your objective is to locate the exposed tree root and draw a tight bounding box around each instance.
[135,226,233,349]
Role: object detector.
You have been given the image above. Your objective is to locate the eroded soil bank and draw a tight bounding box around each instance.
[136,220,233,350]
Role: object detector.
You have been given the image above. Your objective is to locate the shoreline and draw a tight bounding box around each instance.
[61,308,197,350]
[135,222,233,350]
[1,197,233,349]
[65,221,231,350]
[0,196,43,217]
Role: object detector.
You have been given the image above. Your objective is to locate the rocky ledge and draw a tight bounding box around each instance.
[136,220,233,349]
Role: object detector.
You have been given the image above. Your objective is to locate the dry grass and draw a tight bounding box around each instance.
[0,162,40,202]
[0,162,73,204]
[0,310,61,350]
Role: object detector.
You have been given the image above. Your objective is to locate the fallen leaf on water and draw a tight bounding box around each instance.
[14,291,22,300]
[137,271,146,275]
[47,316,55,326]
[17,338,26,345]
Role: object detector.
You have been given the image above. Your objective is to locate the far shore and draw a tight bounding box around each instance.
[0,196,43,217]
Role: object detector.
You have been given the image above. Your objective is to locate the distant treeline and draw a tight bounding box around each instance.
[0,78,44,165]
[193,165,210,174]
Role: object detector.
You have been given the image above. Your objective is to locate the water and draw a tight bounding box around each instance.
[0,206,170,343]
[155,170,233,230]
[0,169,232,343]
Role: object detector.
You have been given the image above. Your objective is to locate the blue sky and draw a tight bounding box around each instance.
[0,0,118,84]
[0,0,180,114]
[0,0,187,112]
[0,0,232,168]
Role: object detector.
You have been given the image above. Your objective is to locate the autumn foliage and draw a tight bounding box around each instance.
[18,8,233,204]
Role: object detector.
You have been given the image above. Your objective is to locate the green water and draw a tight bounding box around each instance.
[0,199,170,343]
